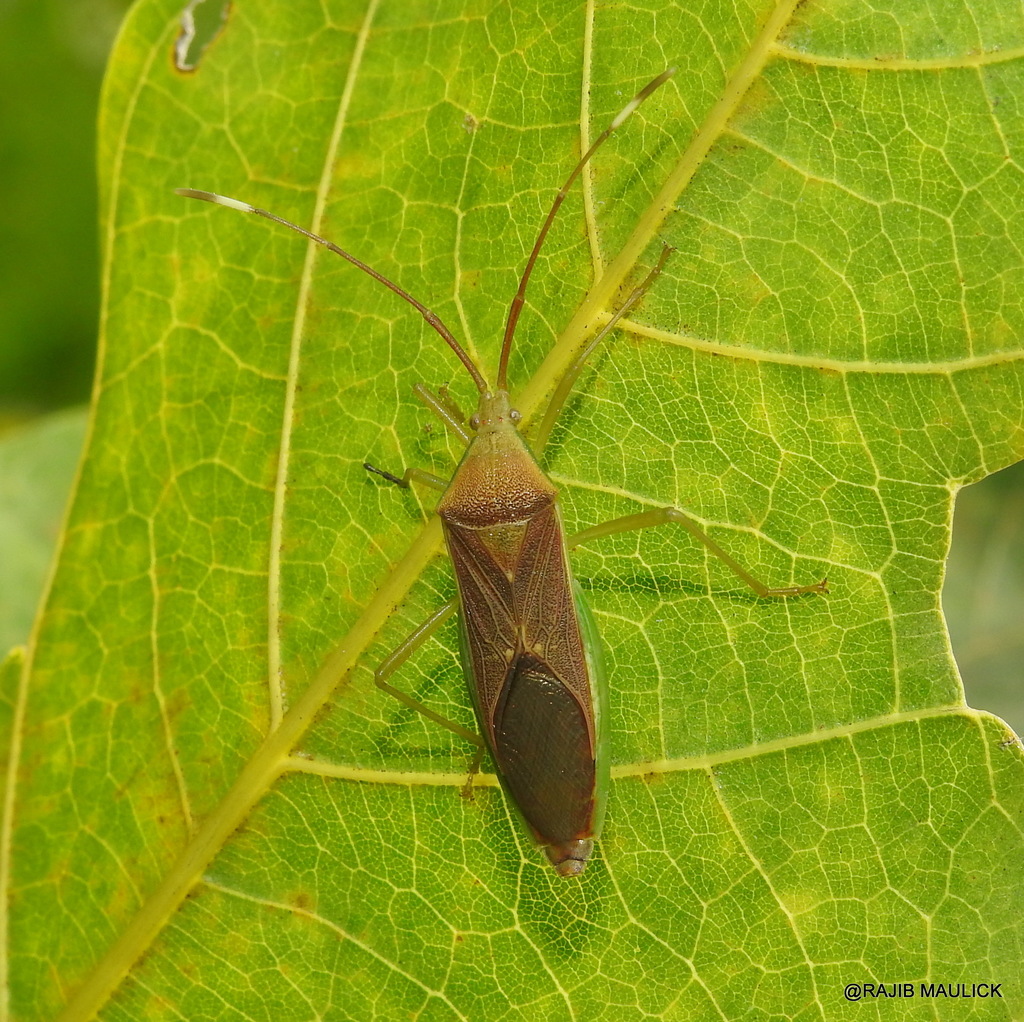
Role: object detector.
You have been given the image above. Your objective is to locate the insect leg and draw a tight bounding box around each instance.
[364,463,448,491]
[460,745,488,801]
[532,245,672,455]
[412,383,470,445]
[430,384,469,436]
[374,599,485,747]
[570,508,829,598]
[364,381,473,489]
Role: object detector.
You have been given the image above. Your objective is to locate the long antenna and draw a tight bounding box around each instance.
[175,189,489,394]
[495,67,676,390]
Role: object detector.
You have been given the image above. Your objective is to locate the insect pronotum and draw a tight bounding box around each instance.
[178,69,827,877]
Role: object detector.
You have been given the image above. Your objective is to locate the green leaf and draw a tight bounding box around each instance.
[10,0,1024,1018]
[0,409,87,654]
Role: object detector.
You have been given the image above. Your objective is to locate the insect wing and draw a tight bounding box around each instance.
[444,500,607,863]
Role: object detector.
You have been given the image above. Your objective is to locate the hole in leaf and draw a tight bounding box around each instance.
[943,459,1024,735]
[173,0,229,72]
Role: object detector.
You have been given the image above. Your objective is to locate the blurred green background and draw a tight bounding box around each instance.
[1,0,132,419]
[0,0,132,651]
[0,0,1021,736]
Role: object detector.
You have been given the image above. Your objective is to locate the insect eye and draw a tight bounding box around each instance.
[469,413,481,430]
[509,408,522,424]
